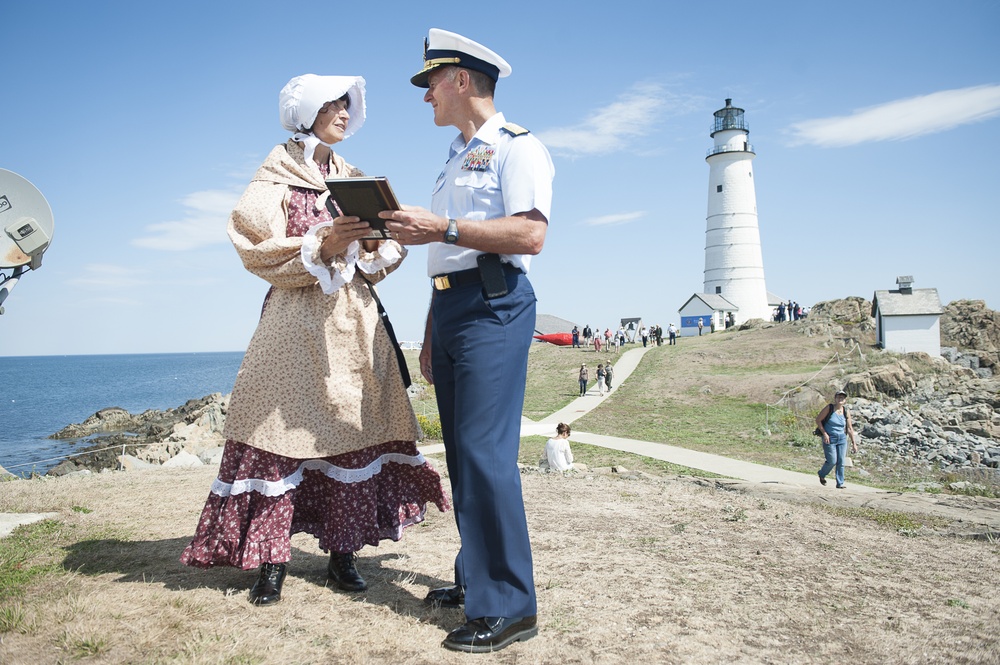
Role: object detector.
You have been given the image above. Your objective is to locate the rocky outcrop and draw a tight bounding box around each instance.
[46,393,228,475]
[940,299,1000,370]
[796,298,1000,475]
[809,296,873,325]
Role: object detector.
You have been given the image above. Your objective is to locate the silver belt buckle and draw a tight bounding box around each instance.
[433,275,452,290]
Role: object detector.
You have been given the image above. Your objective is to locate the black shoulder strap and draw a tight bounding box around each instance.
[822,404,835,425]
[364,281,411,389]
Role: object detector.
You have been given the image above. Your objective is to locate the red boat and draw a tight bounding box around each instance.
[533,332,573,346]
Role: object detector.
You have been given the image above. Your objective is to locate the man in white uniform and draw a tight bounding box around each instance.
[384,28,554,654]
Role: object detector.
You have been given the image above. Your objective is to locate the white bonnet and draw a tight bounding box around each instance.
[279,74,366,137]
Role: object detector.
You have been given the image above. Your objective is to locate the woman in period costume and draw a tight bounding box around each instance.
[181,74,448,606]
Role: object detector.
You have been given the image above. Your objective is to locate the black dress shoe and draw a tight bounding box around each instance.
[425,585,465,607]
[328,552,367,592]
[248,563,286,606]
[442,615,538,653]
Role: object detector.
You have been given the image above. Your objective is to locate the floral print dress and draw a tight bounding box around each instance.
[181,150,448,570]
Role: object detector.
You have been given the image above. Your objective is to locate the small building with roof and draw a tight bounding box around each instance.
[871,276,943,357]
[534,313,578,337]
[678,293,738,337]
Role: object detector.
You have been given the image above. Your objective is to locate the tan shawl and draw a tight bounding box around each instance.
[222,140,421,459]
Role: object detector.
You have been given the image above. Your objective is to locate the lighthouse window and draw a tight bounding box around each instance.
[716,185,723,192]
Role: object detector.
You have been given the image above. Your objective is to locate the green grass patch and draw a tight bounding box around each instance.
[707,362,827,376]
[818,505,944,535]
[405,344,599,437]
[0,519,65,605]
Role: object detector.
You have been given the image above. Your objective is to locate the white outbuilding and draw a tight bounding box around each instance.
[871,276,943,357]
[678,293,738,337]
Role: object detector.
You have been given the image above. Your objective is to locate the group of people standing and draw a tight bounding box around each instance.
[181,28,551,654]
[775,300,805,322]
[572,323,675,350]
[575,324,627,352]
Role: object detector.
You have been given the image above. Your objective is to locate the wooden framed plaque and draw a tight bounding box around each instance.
[324,176,400,240]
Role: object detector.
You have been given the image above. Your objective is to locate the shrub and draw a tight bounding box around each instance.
[417,413,442,441]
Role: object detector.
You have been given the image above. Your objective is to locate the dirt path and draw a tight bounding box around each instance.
[1,464,998,664]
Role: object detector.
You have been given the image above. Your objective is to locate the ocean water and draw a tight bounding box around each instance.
[0,352,244,475]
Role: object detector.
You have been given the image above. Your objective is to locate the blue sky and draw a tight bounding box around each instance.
[2,0,998,356]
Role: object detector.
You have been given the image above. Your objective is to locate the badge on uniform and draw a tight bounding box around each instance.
[462,146,495,171]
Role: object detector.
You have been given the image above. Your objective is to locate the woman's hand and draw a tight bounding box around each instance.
[320,215,372,263]
[822,433,830,444]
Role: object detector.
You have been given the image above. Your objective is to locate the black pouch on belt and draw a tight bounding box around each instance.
[477,252,508,299]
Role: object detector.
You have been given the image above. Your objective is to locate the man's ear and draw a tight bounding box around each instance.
[455,68,471,92]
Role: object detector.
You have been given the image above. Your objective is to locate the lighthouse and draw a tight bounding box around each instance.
[703,99,770,323]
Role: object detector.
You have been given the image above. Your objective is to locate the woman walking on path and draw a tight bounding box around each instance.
[180,74,448,606]
[816,390,858,489]
[596,364,606,396]
[604,362,614,392]
[578,364,589,397]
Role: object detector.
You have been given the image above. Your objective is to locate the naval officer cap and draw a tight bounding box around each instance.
[411,28,512,88]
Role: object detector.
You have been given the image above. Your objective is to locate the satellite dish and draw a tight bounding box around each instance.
[0,169,54,314]
[1,169,53,269]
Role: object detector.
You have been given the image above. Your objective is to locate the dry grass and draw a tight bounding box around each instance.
[1,465,999,664]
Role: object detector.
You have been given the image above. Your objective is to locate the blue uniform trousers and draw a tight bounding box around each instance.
[431,270,537,620]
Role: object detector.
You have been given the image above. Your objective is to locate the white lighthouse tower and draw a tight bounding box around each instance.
[703,99,770,323]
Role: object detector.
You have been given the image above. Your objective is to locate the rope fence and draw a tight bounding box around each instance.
[5,440,176,473]
[763,341,865,435]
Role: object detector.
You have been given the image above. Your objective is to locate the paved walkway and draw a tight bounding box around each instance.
[421,345,1000,535]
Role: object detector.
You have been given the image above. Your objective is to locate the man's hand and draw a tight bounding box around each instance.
[419,341,433,384]
[381,206,447,246]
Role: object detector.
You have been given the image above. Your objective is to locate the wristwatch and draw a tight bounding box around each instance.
[444,218,459,244]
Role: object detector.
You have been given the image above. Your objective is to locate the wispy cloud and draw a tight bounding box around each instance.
[787,84,1000,147]
[583,211,646,227]
[132,189,242,251]
[67,263,149,289]
[537,83,693,157]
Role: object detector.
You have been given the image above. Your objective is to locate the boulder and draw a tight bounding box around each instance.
[941,300,1000,368]
[809,297,873,325]
[162,451,203,468]
[119,454,158,472]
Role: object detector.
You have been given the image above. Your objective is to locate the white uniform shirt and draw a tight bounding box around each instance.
[427,112,554,277]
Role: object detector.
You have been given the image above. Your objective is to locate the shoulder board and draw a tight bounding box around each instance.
[501,122,530,137]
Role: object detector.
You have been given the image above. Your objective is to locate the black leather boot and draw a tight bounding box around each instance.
[328,551,367,592]
[248,562,286,606]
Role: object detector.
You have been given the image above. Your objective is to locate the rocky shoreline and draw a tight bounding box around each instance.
[36,393,229,477]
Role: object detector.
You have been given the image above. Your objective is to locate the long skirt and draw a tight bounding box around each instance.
[180,439,449,570]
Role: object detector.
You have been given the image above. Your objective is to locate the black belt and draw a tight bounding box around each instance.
[432,261,521,290]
